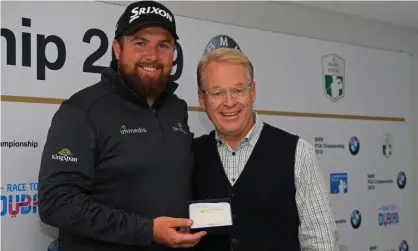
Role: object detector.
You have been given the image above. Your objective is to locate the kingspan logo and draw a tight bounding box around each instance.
[52,148,78,163]
[203,35,242,56]
[120,125,147,135]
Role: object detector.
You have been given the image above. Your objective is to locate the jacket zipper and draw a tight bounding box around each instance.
[120,80,172,140]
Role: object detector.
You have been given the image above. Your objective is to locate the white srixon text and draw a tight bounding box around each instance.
[130,7,173,23]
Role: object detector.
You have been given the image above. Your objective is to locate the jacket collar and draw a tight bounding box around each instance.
[102,62,179,110]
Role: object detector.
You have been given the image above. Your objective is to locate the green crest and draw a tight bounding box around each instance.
[323,54,345,102]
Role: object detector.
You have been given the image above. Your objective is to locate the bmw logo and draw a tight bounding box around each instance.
[350,209,361,229]
[397,172,407,189]
[349,136,360,155]
[203,35,242,56]
[399,240,408,251]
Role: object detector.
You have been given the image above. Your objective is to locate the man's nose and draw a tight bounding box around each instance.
[224,91,237,107]
[144,46,158,61]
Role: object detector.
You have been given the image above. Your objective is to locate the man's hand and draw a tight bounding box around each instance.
[153,217,207,248]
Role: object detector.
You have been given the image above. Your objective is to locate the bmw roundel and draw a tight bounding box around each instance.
[349,136,360,155]
[350,209,361,229]
[203,35,242,56]
[399,240,408,251]
[397,171,407,189]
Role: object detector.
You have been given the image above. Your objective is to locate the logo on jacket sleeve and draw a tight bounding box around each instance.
[52,148,78,163]
[172,122,188,135]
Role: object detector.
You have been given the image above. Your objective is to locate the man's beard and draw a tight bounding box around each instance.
[118,58,170,99]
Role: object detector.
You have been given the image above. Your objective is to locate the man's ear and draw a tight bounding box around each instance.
[198,91,206,111]
[251,80,256,103]
[112,39,121,60]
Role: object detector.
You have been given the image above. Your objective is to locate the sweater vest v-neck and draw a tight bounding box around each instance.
[192,123,301,251]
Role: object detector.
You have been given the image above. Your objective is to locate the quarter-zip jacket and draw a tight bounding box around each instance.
[38,66,194,251]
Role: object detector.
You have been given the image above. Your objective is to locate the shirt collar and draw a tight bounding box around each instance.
[215,112,264,147]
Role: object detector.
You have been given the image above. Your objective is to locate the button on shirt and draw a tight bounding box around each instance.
[215,112,339,251]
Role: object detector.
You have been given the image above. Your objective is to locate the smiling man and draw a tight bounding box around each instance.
[192,48,339,251]
[38,1,206,251]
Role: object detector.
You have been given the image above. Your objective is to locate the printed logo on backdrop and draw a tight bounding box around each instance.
[399,240,408,251]
[382,133,393,158]
[313,136,345,155]
[350,209,361,229]
[330,173,347,194]
[203,35,242,56]
[397,171,407,189]
[378,204,399,227]
[333,212,347,227]
[369,246,377,251]
[47,239,59,251]
[0,140,39,149]
[2,17,184,81]
[322,54,345,102]
[335,218,347,225]
[348,136,360,155]
[367,173,393,191]
[1,182,38,218]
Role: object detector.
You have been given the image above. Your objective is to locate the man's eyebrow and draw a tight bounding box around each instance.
[130,35,173,45]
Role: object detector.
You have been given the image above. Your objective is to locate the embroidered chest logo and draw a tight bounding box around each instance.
[120,124,147,135]
[172,122,188,135]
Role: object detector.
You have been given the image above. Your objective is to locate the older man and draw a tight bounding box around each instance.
[192,48,339,251]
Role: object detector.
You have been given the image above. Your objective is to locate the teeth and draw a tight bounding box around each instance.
[222,112,239,116]
[142,67,157,72]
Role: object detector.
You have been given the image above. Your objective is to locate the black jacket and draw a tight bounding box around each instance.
[38,66,194,251]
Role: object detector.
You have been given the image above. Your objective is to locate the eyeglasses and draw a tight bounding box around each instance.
[199,83,253,103]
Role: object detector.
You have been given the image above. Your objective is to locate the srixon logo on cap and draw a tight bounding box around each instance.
[130,6,173,23]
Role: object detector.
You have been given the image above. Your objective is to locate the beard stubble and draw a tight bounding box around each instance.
[118,55,170,99]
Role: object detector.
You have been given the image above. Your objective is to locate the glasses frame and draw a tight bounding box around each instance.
[199,82,254,103]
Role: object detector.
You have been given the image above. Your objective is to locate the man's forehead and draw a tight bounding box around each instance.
[129,25,174,39]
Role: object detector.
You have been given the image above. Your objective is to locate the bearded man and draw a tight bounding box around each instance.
[37,1,206,251]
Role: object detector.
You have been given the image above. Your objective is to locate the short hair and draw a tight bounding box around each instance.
[196,48,254,89]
